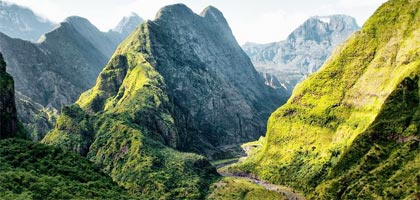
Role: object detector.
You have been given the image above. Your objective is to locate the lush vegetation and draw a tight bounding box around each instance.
[207,177,285,200]
[43,23,219,199]
[229,0,420,199]
[0,139,132,199]
[313,77,420,199]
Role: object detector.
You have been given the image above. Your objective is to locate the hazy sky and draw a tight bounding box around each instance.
[7,0,387,44]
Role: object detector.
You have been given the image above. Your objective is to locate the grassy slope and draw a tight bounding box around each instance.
[0,139,132,199]
[314,77,420,199]
[231,0,420,198]
[43,24,218,199]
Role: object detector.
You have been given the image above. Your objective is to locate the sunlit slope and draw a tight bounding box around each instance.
[236,0,420,198]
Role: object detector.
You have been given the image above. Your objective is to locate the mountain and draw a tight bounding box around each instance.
[243,15,360,92]
[45,4,285,159]
[42,4,284,198]
[0,1,55,42]
[0,15,141,141]
[231,0,420,199]
[0,52,134,199]
[112,12,144,38]
[0,52,18,139]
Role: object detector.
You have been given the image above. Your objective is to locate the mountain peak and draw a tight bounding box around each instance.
[155,3,195,21]
[64,15,88,22]
[200,5,228,25]
[112,12,144,35]
[287,14,359,43]
[243,14,360,93]
[201,5,222,17]
[60,16,103,40]
[63,16,97,29]
[310,15,359,29]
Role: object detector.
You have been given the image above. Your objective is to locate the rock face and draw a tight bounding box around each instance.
[148,4,286,157]
[259,72,288,95]
[235,0,420,199]
[43,4,284,198]
[0,52,18,139]
[0,1,55,42]
[243,15,360,92]
[0,15,141,141]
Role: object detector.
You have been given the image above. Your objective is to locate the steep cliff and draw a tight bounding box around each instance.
[233,0,420,199]
[146,5,285,157]
[0,52,18,139]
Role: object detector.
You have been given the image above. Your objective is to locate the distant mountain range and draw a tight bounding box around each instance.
[243,15,360,93]
[0,2,143,140]
[0,1,55,42]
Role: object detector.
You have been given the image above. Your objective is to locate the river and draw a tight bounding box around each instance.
[216,160,306,200]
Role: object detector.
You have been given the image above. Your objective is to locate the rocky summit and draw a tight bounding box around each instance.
[0,15,141,141]
[243,15,360,93]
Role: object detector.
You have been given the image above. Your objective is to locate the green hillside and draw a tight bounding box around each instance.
[0,139,132,199]
[230,0,420,199]
[43,18,218,199]
[0,52,134,199]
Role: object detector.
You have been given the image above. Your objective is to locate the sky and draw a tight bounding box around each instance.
[6,0,387,44]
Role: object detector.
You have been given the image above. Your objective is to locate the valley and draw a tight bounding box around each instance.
[214,151,305,200]
[0,0,418,199]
